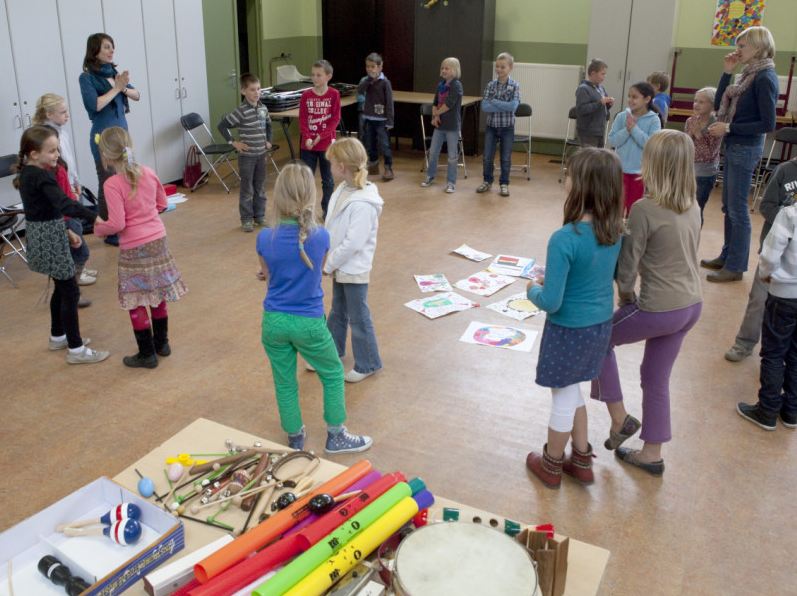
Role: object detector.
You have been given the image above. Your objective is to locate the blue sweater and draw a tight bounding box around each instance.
[608,110,661,174]
[528,222,621,328]
[79,71,132,161]
[715,69,778,145]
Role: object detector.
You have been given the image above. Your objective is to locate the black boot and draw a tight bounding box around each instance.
[123,328,158,368]
[152,317,171,356]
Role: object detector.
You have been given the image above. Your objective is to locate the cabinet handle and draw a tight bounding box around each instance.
[175,88,181,99]
[14,115,22,128]
[24,114,31,127]
[182,87,187,99]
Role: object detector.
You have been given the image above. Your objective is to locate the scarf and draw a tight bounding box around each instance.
[436,79,450,107]
[716,57,775,124]
[90,63,130,114]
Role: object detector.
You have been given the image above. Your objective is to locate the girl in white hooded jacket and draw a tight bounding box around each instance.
[323,138,384,382]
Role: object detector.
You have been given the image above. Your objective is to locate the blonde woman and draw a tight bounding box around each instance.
[93,127,186,368]
[257,162,373,454]
[590,130,703,476]
[703,25,778,283]
[324,138,384,383]
[420,57,463,193]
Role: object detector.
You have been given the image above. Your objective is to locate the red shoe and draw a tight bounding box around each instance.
[562,443,595,485]
[526,444,563,489]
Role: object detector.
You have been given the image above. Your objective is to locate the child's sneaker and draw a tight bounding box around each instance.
[325,427,373,454]
[780,409,797,429]
[736,402,776,431]
[420,178,434,188]
[84,268,99,277]
[476,182,492,193]
[500,184,510,197]
[344,369,375,383]
[241,220,254,233]
[382,166,394,181]
[254,218,265,227]
[724,343,752,362]
[49,337,90,351]
[66,345,110,365]
[288,426,306,450]
[445,183,455,194]
[78,271,97,286]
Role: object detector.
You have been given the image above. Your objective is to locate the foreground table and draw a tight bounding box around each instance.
[115,418,609,595]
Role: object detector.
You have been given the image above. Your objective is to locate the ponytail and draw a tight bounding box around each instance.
[297,207,315,270]
[33,93,65,126]
[267,162,319,270]
[325,137,369,190]
[98,127,141,197]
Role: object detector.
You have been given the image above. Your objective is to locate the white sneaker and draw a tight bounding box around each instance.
[83,267,98,277]
[420,178,434,188]
[78,271,97,286]
[49,337,90,351]
[66,345,110,364]
[344,369,375,383]
[500,184,510,197]
[445,183,455,194]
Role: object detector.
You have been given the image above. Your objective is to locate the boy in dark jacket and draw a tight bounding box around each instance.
[357,53,394,181]
[575,59,614,147]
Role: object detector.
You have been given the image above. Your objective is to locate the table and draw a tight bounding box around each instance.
[270,95,359,159]
[668,107,795,127]
[115,418,609,595]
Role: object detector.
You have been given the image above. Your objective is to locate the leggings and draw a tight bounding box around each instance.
[549,383,584,432]
[128,301,167,330]
[50,277,82,348]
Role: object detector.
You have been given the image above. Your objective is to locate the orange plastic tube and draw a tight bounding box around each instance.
[194,459,372,583]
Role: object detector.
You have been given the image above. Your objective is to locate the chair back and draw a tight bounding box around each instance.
[180,112,205,132]
[0,154,16,178]
[568,106,578,120]
[774,126,797,146]
[515,103,532,118]
[420,103,434,117]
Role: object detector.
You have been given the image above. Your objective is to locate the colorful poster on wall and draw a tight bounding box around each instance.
[459,321,538,352]
[711,0,765,46]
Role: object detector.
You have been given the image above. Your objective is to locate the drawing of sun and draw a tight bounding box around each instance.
[473,325,526,347]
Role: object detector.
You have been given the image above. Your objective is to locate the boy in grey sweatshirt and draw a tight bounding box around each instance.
[575,59,614,147]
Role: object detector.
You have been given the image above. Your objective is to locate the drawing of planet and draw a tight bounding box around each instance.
[473,325,526,347]
[507,298,538,313]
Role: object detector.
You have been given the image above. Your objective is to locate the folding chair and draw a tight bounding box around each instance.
[511,103,533,180]
[0,154,27,287]
[751,126,797,212]
[180,112,240,193]
[419,103,467,178]
[558,107,580,183]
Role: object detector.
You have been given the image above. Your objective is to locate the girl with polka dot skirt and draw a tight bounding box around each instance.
[525,148,624,489]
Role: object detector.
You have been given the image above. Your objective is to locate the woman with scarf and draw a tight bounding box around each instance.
[701,26,778,283]
[79,33,141,246]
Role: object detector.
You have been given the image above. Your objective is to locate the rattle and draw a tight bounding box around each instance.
[61,518,142,546]
[56,503,142,532]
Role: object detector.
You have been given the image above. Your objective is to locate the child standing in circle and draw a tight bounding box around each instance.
[525,148,624,489]
[420,57,463,194]
[608,81,661,216]
[358,53,395,181]
[324,138,384,383]
[93,127,187,368]
[257,162,373,454]
[14,125,110,364]
[685,87,721,222]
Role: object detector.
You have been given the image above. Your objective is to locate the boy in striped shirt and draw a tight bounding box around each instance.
[218,73,272,232]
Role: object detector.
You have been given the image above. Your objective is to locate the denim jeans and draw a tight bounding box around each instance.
[482,126,514,185]
[696,174,717,225]
[426,128,459,185]
[238,153,267,222]
[577,134,605,148]
[65,218,89,267]
[758,294,797,419]
[734,263,768,351]
[300,149,334,215]
[719,140,764,272]
[327,281,382,374]
[363,119,392,166]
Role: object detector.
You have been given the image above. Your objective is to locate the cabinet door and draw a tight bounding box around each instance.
[57,0,104,194]
[102,0,157,173]
[587,0,632,111]
[0,0,23,158]
[5,0,68,127]
[175,0,209,126]
[625,0,677,93]
[141,0,184,183]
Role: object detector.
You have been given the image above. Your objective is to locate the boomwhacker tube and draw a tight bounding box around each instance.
[282,491,435,596]
[252,477,425,596]
[194,459,372,583]
[187,472,395,596]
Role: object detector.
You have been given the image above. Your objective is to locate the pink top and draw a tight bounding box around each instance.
[299,87,341,152]
[94,165,167,249]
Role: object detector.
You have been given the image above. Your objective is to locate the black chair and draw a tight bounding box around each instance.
[419,103,467,178]
[752,126,797,212]
[0,153,27,287]
[559,106,582,183]
[180,112,241,193]
[511,103,533,180]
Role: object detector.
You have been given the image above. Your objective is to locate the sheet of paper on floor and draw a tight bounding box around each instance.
[414,273,453,293]
[452,243,492,262]
[486,292,541,321]
[454,270,515,297]
[459,320,538,352]
[487,254,535,277]
[405,291,478,319]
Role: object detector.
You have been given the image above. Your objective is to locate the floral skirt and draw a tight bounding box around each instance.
[25,219,75,280]
[117,237,187,310]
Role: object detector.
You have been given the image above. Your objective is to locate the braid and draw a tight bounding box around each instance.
[353,165,368,189]
[297,209,314,270]
[12,150,25,189]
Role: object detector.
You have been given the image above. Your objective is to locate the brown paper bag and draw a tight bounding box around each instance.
[516,529,569,596]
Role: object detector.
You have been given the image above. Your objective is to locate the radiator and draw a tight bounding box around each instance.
[507,62,584,140]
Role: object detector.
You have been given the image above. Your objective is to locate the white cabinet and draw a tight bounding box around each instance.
[587,0,678,112]
[0,0,22,159]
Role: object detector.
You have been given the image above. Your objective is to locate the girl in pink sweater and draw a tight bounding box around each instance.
[94,127,187,368]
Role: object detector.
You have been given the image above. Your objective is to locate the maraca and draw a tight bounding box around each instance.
[273,492,296,511]
[38,555,91,596]
[56,503,142,532]
[61,518,142,545]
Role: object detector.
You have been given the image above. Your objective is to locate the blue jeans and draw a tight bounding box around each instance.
[238,153,266,222]
[482,126,514,185]
[65,218,89,267]
[719,140,764,272]
[696,174,717,225]
[327,281,382,374]
[300,149,334,215]
[363,119,392,166]
[758,294,797,419]
[426,128,459,185]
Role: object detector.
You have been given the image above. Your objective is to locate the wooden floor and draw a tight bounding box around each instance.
[1,146,794,595]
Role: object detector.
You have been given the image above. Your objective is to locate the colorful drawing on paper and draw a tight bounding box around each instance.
[405,291,477,319]
[487,254,535,278]
[414,273,453,293]
[452,243,492,262]
[486,292,541,321]
[521,264,546,282]
[459,321,538,352]
[711,0,765,46]
[454,270,515,297]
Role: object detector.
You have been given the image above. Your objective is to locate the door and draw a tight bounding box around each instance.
[587,0,632,111]
[56,0,104,194]
[201,0,239,142]
[0,0,22,159]
[175,0,210,128]
[625,0,677,93]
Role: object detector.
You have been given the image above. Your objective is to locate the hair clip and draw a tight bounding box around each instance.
[123,146,135,166]
[94,133,101,145]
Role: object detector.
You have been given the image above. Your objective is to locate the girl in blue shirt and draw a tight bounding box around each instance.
[525,148,624,489]
[257,162,372,454]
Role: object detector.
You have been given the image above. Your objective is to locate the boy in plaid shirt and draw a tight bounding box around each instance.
[477,52,521,197]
